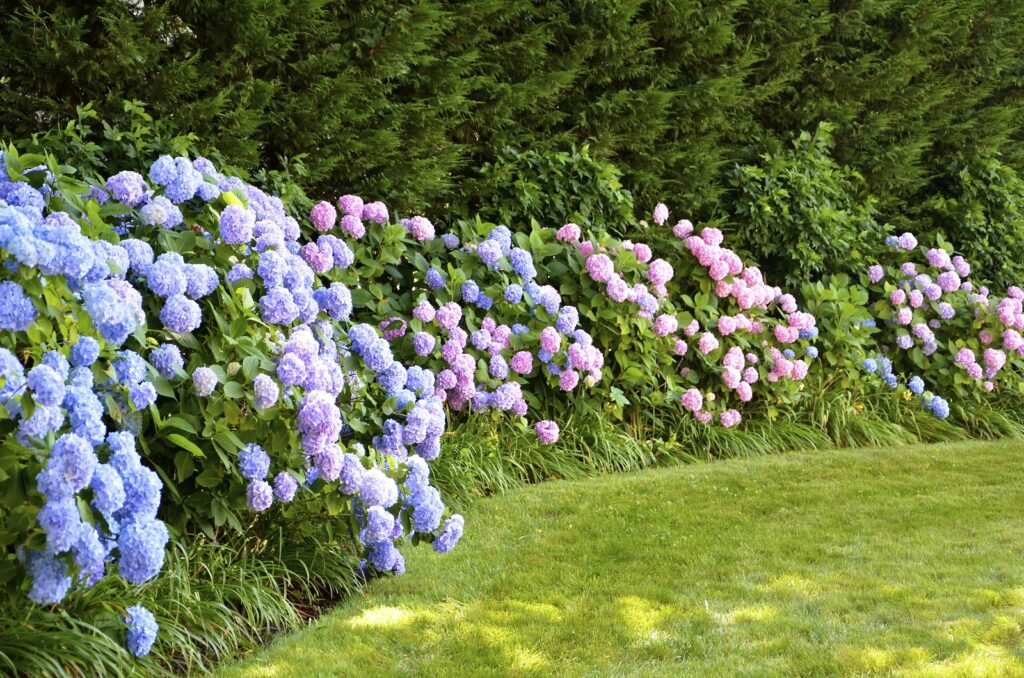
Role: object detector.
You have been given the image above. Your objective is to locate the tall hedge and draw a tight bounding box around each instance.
[2,0,1023,234]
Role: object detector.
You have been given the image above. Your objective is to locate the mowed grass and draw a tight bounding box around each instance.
[219,441,1024,677]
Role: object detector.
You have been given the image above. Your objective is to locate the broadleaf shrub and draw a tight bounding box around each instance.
[729,123,890,287]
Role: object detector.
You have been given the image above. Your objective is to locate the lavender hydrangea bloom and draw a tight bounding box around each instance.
[219,205,255,244]
[273,472,298,502]
[254,374,279,409]
[247,480,273,511]
[105,171,149,207]
[359,468,398,508]
[192,367,218,396]
[125,605,159,657]
[227,263,253,284]
[477,239,503,268]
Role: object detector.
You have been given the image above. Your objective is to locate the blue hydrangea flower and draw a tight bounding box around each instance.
[359,468,398,508]
[254,374,279,410]
[125,605,159,657]
[441,233,460,250]
[806,346,819,359]
[487,225,512,255]
[150,344,184,379]
[140,196,184,228]
[37,496,83,553]
[184,264,218,299]
[259,287,299,326]
[27,364,65,407]
[362,506,396,543]
[411,486,444,533]
[908,376,925,395]
[432,514,465,554]
[239,444,271,480]
[90,463,126,518]
[476,239,503,268]
[70,337,101,367]
[160,294,202,334]
[147,256,188,298]
[930,395,950,418]
[313,283,352,321]
[105,171,149,207]
[862,358,878,373]
[227,263,254,284]
[25,550,72,604]
[117,519,169,585]
[0,280,37,331]
[129,382,157,410]
[510,248,536,280]
[425,268,446,289]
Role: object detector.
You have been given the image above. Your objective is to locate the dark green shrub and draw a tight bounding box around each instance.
[922,155,1024,288]
[728,123,890,287]
[470,146,636,231]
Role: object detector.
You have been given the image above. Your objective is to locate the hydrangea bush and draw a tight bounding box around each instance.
[0,147,470,658]
[859,231,1024,418]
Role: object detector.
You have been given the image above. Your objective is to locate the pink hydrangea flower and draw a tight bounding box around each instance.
[634,243,652,263]
[719,410,741,428]
[337,194,364,217]
[736,382,753,402]
[674,339,688,356]
[539,327,561,353]
[717,316,737,336]
[701,228,724,247]
[653,313,678,337]
[647,259,674,286]
[535,420,559,445]
[556,223,581,242]
[697,332,719,355]
[586,254,615,283]
[673,220,694,238]
[579,241,595,257]
[743,367,759,383]
[310,201,337,232]
[680,388,703,412]
[341,214,365,238]
[683,320,700,337]
[653,203,669,225]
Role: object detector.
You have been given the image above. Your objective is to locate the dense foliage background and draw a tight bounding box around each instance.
[3,0,1024,280]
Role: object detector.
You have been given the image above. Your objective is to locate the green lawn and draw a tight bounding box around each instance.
[218,441,1024,677]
